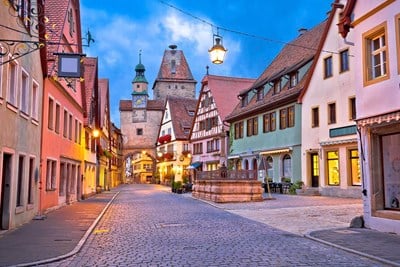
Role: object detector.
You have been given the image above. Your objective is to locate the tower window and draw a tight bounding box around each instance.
[171,60,176,74]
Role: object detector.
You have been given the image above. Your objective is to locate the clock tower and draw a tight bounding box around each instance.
[132,52,148,122]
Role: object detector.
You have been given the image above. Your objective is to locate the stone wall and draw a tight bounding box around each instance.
[192,180,263,203]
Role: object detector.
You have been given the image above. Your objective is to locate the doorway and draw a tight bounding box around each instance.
[1,153,12,230]
[310,153,319,187]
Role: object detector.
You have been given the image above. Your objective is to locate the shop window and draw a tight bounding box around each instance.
[327,151,340,185]
[349,149,361,186]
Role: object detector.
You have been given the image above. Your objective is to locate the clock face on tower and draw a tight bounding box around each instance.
[133,95,147,108]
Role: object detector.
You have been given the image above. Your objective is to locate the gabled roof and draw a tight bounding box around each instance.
[200,75,256,123]
[225,20,328,122]
[43,0,83,76]
[152,47,196,89]
[166,96,197,140]
[82,57,98,126]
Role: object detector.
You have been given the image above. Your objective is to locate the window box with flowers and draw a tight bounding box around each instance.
[158,134,171,144]
[181,150,191,157]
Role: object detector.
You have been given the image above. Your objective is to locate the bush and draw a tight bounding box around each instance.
[289,180,304,194]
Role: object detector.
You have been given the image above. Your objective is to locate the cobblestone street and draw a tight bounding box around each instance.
[47,184,383,267]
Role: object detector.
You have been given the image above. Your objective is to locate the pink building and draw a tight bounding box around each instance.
[339,0,400,233]
[39,0,86,212]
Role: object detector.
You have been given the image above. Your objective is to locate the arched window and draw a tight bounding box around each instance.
[266,156,273,179]
[282,154,292,178]
[244,159,249,170]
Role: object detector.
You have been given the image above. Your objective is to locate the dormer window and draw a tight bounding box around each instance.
[289,72,298,88]
[241,94,248,107]
[273,79,281,94]
[256,88,263,101]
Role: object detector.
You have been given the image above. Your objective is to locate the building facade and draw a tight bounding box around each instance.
[0,0,44,230]
[40,0,86,213]
[225,21,327,184]
[189,75,255,172]
[120,47,196,183]
[340,0,400,233]
[156,96,197,184]
[299,0,361,198]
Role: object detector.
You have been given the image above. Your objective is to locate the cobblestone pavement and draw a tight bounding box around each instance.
[43,184,385,267]
[206,194,363,236]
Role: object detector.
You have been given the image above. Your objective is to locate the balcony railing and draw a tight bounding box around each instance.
[196,170,257,180]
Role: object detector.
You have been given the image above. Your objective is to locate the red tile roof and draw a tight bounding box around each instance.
[225,20,328,121]
[44,0,83,76]
[152,48,196,89]
[166,96,198,140]
[200,75,256,125]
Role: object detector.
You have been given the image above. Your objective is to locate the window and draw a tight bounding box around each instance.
[234,121,244,139]
[340,49,349,72]
[46,159,57,190]
[289,72,298,88]
[327,151,339,185]
[137,128,143,135]
[288,106,295,127]
[273,79,281,94]
[7,61,17,106]
[31,81,39,120]
[279,106,295,130]
[381,133,400,210]
[28,157,35,204]
[312,107,319,128]
[280,109,287,129]
[16,0,32,30]
[17,155,25,207]
[282,154,292,178]
[48,98,54,130]
[63,109,68,137]
[324,56,333,78]
[171,60,176,74]
[69,114,73,140]
[256,88,263,101]
[397,14,400,74]
[363,22,388,84]
[247,117,258,136]
[55,103,60,133]
[349,97,356,120]
[20,70,29,114]
[241,95,248,107]
[193,143,203,154]
[263,112,276,133]
[206,139,220,152]
[74,119,78,142]
[328,103,336,124]
[78,122,82,144]
[349,149,360,186]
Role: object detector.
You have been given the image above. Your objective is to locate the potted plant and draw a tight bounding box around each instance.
[289,180,305,195]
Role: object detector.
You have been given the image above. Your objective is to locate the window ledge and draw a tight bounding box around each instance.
[372,210,400,220]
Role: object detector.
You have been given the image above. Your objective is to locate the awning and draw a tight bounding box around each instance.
[356,110,400,127]
[260,148,291,155]
[320,138,358,147]
[188,161,202,169]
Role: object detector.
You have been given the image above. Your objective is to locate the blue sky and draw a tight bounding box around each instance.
[81,0,333,127]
